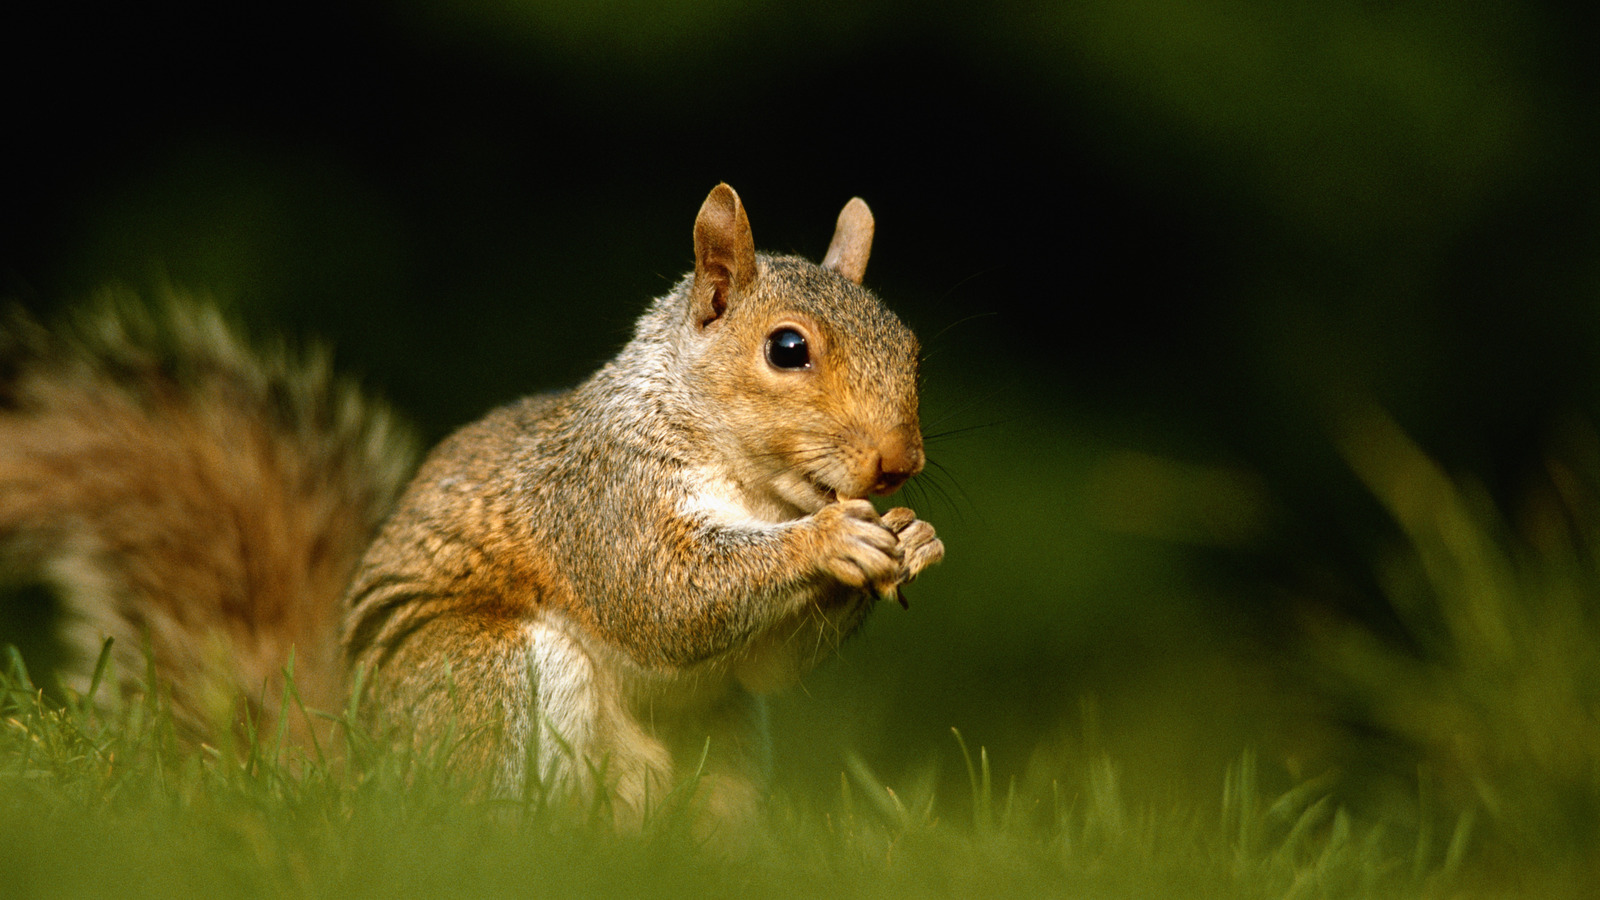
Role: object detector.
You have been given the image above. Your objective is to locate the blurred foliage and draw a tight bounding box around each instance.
[1010,0,1543,243]
[1308,408,1600,891]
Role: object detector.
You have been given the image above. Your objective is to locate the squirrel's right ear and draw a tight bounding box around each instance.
[821,197,874,285]
[691,183,758,328]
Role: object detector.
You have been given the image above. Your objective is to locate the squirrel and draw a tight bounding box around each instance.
[0,183,943,828]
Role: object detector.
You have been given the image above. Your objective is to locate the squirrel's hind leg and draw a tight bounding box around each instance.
[523,617,676,827]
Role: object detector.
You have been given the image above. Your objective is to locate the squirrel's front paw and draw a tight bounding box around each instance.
[811,499,904,594]
[879,506,944,583]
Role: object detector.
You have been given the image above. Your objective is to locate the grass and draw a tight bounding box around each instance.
[2,644,1450,899]
[1309,408,1600,894]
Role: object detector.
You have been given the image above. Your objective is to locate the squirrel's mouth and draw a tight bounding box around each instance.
[807,477,839,505]
[777,467,856,515]
[791,473,842,512]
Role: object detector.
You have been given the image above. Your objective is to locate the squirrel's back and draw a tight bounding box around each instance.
[0,292,417,739]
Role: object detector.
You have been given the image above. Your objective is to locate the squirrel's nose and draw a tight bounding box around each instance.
[870,428,924,495]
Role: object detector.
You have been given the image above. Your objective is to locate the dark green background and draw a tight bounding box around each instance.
[5,0,1598,801]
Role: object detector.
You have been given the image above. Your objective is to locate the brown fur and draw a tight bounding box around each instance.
[345,186,943,824]
[0,293,416,741]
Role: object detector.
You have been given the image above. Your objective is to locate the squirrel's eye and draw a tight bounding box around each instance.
[765,328,811,370]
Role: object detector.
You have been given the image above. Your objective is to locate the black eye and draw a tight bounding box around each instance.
[765,327,811,370]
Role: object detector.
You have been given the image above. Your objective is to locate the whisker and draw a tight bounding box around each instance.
[923,417,1019,443]
[935,269,991,304]
[916,458,978,524]
[919,310,1000,365]
[746,443,838,465]
[921,387,1019,434]
[810,609,831,659]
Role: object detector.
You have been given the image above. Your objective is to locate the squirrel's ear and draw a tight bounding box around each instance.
[691,183,757,328]
[821,197,874,285]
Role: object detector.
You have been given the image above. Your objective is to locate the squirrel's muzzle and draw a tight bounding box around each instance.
[869,426,924,496]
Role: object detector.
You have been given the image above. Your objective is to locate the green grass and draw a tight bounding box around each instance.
[1310,408,1600,894]
[2,645,1448,899]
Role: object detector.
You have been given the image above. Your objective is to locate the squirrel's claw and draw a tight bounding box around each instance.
[896,519,944,581]
[880,506,917,532]
[819,503,942,608]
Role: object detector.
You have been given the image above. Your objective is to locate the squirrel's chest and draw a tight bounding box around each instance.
[675,465,803,530]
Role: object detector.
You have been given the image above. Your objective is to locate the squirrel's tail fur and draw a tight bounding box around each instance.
[0,290,418,742]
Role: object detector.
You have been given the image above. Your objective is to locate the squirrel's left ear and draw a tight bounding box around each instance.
[692,183,758,328]
[822,197,874,285]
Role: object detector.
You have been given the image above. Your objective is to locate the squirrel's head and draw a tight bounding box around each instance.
[681,183,924,518]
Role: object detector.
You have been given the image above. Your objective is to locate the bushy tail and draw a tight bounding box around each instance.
[0,290,418,742]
